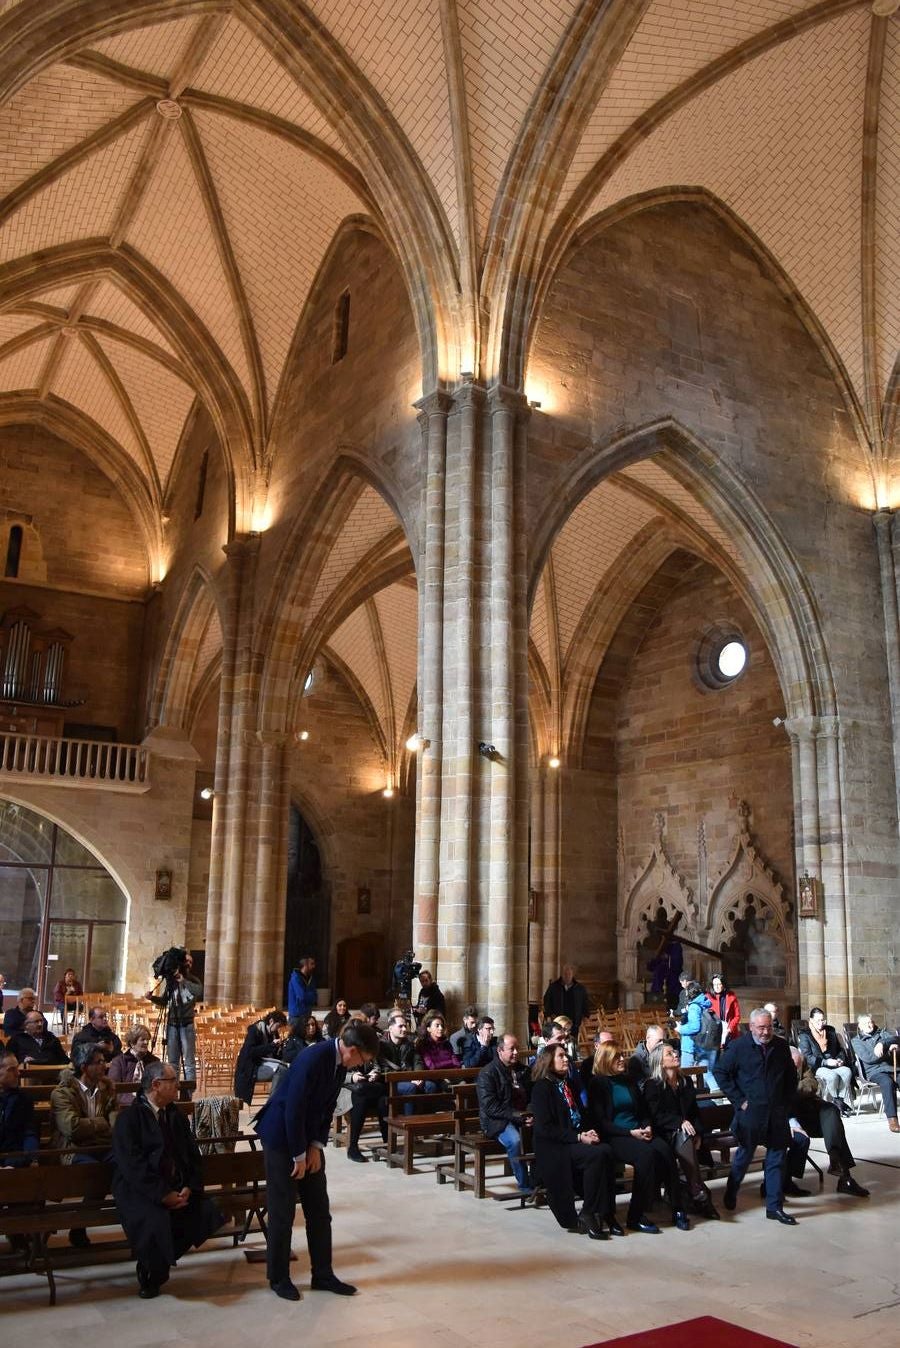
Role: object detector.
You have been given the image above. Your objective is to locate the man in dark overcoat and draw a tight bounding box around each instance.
[716,1006,798,1224]
[254,1019,378,1301]
[0,1050,39,1165]
[112,1061,223,1298]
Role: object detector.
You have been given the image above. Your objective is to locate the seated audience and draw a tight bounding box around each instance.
[51,1043,117,1247]
[449,1005,479,1059]
[462,1016,497,1068]
[851,1014,900,1133]
[763,1001,787,1037]
[628,1024,667,1087]
[280,1013,322,1068]
[707,973,741,1048]
[797,1008,853,1114]
[108,1024,159,1107]
[112,1061,224,1298]
[379,1010,428,1117]
[476,1032,533,1195]
[72,1005,122,1062]
[7,1010,69,1067]
[643,1042,719,1219]
[359,1002,381,1030]
[343,1038,386,1162]
[785,1047,868,1197]
[415,1011,460,1071]
[233,1010,287,1106]
[53,967,83,1028]
[323,999,351,1039]
[530,1042,617,1238]
[2,986,37,1037]
[587,1042,688,1233]
[413,969,446,1024]
[0,1050,39,1166]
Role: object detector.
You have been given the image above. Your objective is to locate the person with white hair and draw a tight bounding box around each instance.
[785,1047,868,1198]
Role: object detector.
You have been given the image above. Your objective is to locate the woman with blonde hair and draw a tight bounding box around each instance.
[644,1041,719,1219]
[587,1042,689,1233]
[108,1023,159,1106]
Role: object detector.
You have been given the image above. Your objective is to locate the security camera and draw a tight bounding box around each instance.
[478,741,497,758]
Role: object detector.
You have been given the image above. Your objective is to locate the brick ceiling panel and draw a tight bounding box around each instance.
[125,122,252,393]
[95,332,196,489]
[373,582,418,739]
[327,603,388,735]
[189,17,349,154]
[0,311,44,348]
[28,284,81,313]
[529,574,551,675]
[0,65,141,199]
[306,0,458,243]
[876,23,900,398]
[307,485,398,626]
[582,11,869,407]
[0,118,150,264]
[559,0,815,212]
[85,280,177,356]
[194,108,362,407]
[49,334,144,468]
[92,17,206,80]
[551,481,656,660]
[457,0,577,246]
[189,606,222,703]
[0,333,52,391]
[619,460,737,563]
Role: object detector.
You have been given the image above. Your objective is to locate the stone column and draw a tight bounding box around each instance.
[248,732,289,1005]
[874,509,900,822]
[412,391,452,969]
[785,716,825,1011]
[817,716,851,1020]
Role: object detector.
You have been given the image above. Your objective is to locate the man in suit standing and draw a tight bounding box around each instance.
[255,1019,379,1301]
[716,1006,798,1225]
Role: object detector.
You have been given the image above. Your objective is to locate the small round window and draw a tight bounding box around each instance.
[695,628,748,690]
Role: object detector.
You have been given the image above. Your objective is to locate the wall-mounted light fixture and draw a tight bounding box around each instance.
[405,732,430,751]
[294,729,310,742]
[199,787,216,801]
[382,786,395,799]
[529,400,542,410]
[548,755,561,769]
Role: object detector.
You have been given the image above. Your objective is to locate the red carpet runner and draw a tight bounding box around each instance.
[581,1317,797,1348]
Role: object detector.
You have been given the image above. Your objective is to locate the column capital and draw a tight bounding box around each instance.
[783,714,820,742]
[452,378,487,411]
[222,532,262,561]
[487,382,529,415]
[256,730,288,749]
[414,388,454,423]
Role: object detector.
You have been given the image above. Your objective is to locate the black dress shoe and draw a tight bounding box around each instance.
[723,1180,738,1211]
[784,1182,810,1197]
[702,1201,721,1220]
[766,1208,798,1225]
[606,1217,625,1237]
[836,1174,869,1197]
[673,1210,691,1231]
[270,1279,301,1301]
[68,1228,91,1249]
[577,1214,609,1240]
[310,1273,357,1295]
[626,1217,661,1234]
[839,1102,854,1118]
[138,1284,160,1299]
[346,1148,368,1162]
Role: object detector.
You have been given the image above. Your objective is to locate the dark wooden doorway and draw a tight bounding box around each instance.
[282,804,329,999]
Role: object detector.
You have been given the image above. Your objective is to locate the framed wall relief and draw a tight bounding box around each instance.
[356,885,371,915]
[798,870,819,919]
[154,868,172,900]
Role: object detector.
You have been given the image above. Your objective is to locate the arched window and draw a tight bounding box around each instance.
[332,290,351,364]
[5,524,23,578]
[194,449,209,521]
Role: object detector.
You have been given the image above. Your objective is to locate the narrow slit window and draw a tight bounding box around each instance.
[194,449,209,521]
[332,290,351,364]
[5,524,23,578]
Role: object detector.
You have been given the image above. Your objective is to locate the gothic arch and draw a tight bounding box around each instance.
[148,566,224,731]
[618,814,698,999]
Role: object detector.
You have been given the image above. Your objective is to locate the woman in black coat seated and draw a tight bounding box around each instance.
[643,1042,719,1219]
[587,1043,689,1233]
[530,1043,619,1239]
[323,999,350,1039]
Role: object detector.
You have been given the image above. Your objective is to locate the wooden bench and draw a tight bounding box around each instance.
[0,1138,266,1304]
[434,1082,537,1201]
[694,1094,823,1192]
[383,1067,480,1174]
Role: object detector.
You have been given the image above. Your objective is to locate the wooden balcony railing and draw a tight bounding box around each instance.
[0,733,150,791]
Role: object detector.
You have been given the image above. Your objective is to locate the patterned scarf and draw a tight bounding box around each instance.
[557,1076,582,1130]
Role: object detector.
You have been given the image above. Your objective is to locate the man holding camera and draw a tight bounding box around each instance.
[146,949,202,1096]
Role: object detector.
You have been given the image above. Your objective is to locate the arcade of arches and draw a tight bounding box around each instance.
[0,2,898,1034]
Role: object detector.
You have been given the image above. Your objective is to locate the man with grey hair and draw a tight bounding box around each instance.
[112,1060,223,1298]
[1,986,36,1037]
[851,1014,900,1133]
[51,1041,116,1247]
[716,1007,798,1224]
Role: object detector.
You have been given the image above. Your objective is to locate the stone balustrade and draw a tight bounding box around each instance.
[0,733,150,791]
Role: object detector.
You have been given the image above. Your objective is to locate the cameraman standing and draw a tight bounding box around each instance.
[147,950,202,1096]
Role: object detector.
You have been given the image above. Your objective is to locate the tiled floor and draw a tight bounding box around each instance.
[3,1110,898,1348]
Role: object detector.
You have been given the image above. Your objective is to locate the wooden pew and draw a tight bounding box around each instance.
[435,1081,536,1200]
[383,1067,480,1174]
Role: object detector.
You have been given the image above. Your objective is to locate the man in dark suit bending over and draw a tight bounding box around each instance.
[716,1006,798,1225]
[255,1019,379,1302]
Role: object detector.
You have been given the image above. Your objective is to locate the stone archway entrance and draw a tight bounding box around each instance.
[281,803,329,1001]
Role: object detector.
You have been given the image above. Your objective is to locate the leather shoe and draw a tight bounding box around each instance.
[723,1180,738,1211]
[785,1182,810,1197]
[766,1208,798,1225]
[270,1279,301,1301]
[702,1201,721,1220]
[673,1210,691,1231]
[606,1217,625,1237]
[68,1228,90,1249]
[626,1217,661,1234]
[138,1284,160,1300]
[836,1174,869,1197]
[310,1273,357,1296]
[576,1213,609,1240]
[888,1118,900,1133]
[838,1102,854,1118]
[346,1148,368,1163]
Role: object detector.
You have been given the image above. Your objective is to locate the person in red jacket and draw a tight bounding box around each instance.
[708,974,741,1047]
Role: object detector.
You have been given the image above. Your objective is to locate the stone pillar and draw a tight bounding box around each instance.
[817,716,851,1020]
[203,534,260,1001]
[873,509,900,822]
[248,732,289,1005]
[785,716,825,1011]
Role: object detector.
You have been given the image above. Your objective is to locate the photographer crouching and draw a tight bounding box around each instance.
[146,947,203,1098]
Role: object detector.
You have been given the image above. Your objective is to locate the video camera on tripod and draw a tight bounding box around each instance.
[152,945,188,996]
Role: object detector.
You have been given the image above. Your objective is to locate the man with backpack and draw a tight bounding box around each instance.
[678,981,721,1088]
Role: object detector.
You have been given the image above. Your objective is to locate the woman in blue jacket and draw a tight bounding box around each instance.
[678,981,719,1088]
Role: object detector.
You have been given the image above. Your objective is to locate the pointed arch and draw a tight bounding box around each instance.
[147,564,224,730]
